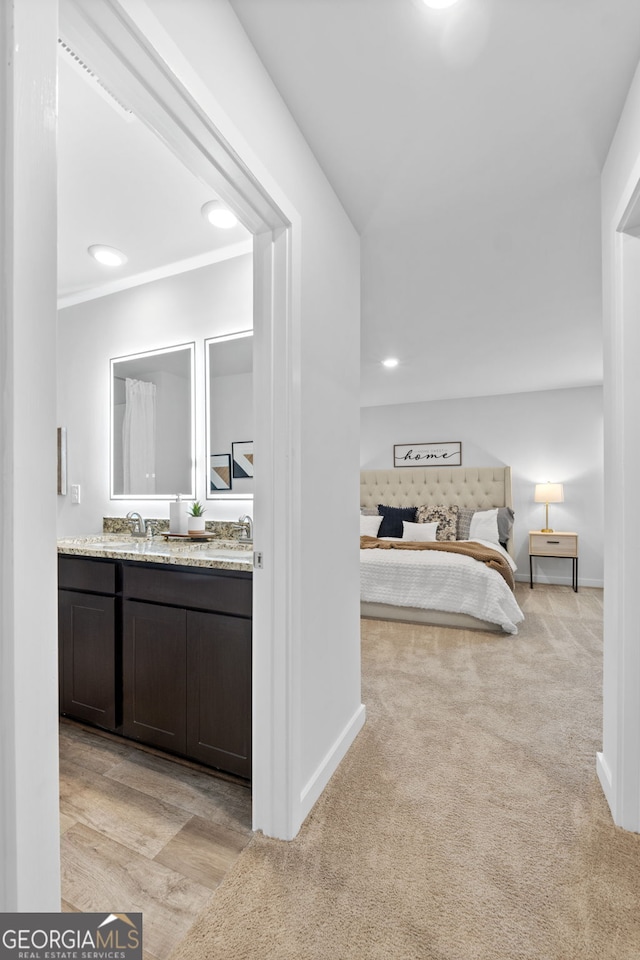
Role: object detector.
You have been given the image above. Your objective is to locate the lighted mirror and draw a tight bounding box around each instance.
[111,342,195,499]
[205,331,253,499]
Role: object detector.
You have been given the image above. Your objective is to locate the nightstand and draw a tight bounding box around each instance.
[529,532,578,592]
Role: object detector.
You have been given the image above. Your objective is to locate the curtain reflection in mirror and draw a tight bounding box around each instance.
[123,378,156,494]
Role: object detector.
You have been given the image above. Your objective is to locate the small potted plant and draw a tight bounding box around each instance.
[187,500,206,534]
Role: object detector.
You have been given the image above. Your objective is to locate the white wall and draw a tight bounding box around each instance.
[142,0,363,831]
[599,57,640,831]
[0,0,61,910]
[57,253,253,535]
[361,385,604,587]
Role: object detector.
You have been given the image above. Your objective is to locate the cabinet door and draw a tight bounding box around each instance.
[123,600,187,754]
[187,611,252,779]
[59,590,117,731]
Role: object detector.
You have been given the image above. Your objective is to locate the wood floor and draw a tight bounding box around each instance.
[59,721,252,960]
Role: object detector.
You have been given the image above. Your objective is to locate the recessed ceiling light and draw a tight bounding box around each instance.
[422,0,460,8]
[88,244,128,267]
[201,200,238,229]
[382,358,399,368]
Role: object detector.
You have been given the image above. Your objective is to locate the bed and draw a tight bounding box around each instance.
[360,466,524,634]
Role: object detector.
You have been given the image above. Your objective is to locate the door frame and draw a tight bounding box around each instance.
[58,0,302,838]
[598,171,640,833]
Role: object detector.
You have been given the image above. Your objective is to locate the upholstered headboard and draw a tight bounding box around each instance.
[360,466,514,554]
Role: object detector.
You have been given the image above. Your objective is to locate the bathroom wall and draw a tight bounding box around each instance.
[57,251,253,536]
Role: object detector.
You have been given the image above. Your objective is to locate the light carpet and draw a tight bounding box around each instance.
[170,584,640,960]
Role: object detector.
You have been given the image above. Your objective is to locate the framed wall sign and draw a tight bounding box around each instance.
[393,441,462,468]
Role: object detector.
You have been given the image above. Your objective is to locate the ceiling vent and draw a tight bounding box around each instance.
[58,38,135,123]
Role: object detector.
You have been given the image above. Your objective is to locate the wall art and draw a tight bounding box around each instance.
[393,441,462,468]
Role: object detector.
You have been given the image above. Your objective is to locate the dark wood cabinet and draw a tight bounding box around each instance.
[187,610,252,778]
[58,588,118,731]
[58,557,119,732]
[58,553,252,779]
[122,600,187,753]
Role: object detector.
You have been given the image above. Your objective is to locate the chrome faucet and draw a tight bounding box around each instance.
[236,514,253,542]
[126,511,146,538]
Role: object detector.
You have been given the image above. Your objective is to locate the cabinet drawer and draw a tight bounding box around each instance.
[122,563,252,618]
[529,534,577,557]
[59,555,116,594]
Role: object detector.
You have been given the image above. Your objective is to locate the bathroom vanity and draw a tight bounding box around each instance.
[58,536,252,780]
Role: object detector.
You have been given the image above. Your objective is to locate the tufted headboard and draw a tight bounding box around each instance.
[360,466,514,555]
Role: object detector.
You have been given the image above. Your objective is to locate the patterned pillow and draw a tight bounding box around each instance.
[416,504,459,541]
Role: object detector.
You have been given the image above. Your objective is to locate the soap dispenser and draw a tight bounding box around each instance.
[169,494,187,535]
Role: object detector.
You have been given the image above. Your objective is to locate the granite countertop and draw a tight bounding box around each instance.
[57,534,253,572]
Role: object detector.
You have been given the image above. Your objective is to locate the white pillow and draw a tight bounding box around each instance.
[402,520,438,542]
[360,514,382,537]
[469,508,500,544]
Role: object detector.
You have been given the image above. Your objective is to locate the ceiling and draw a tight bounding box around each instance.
[57,41,251,305]
[59,1,640,407]
[229,0,640,406]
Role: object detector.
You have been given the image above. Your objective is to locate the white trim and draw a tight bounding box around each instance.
[600,133,640,834]
[58,239,253,309]
[1,0,61,910]
[597,751,614,817]
[514,574,603,589]
[251,226,302,840]
[298,705,367,826]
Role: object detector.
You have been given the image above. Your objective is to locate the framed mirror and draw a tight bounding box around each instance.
[205,331,253,499]
[110,342,195,499]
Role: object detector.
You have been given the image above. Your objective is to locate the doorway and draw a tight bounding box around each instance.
[57,0,297,842]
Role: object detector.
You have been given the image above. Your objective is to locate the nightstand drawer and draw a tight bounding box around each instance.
[529,533,577,557]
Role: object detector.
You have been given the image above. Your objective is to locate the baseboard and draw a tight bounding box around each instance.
[296,703,366,832]
[596,751,615,817]
[514,574,604,589]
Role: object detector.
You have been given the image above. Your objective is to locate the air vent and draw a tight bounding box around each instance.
[58,38,135,123]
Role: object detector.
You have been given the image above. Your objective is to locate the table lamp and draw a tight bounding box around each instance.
[534,482,564,533]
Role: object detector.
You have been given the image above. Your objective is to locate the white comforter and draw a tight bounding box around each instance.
[360,539,524,634]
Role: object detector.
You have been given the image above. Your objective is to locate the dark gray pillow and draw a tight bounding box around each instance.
[497,507,515,544]
[377,504,417,539]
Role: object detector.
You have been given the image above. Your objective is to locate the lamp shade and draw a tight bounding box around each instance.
[534,482,564,504]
